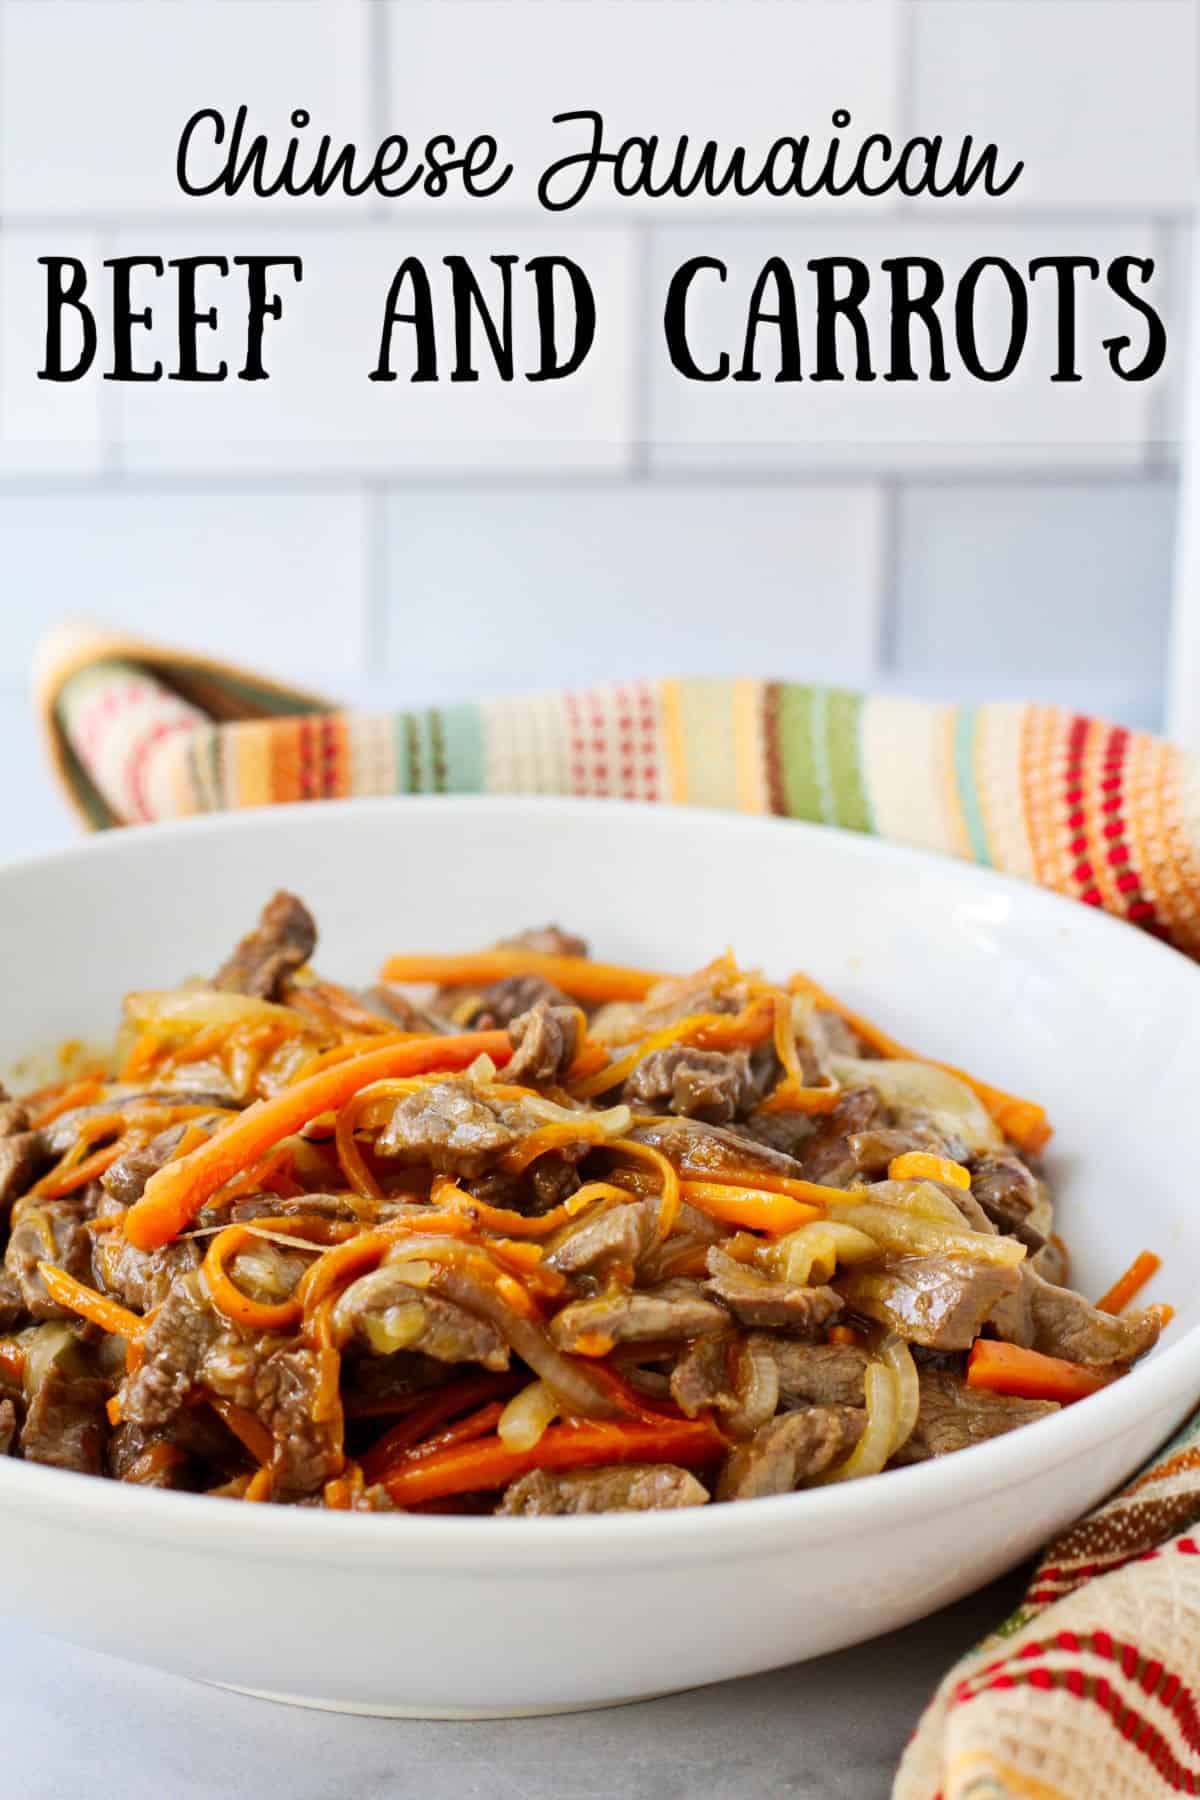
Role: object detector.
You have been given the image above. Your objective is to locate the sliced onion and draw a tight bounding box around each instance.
[864,1179,965,1224]
[497,1379,560,1451]
[725,1338,780,1439]
[124,989,303,1035]
[813,1362,898,1485]
[770,1221,879,1286]
[385,1240,626,1420]
[828,1055,1001,1155]
[827,1199,1025,1267]
[877,1334,920,1458]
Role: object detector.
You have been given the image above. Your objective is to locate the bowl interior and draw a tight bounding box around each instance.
[0,795,1193,1317]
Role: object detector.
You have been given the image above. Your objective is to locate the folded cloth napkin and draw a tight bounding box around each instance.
[34,620,1200,1798]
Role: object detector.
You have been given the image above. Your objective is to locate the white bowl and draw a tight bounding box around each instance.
[0,796,1196,1717]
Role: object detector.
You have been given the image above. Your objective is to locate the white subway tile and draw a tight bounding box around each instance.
[104,222,635,473]
[0,0,371,217]
[909,0,1195,214]
[0,489,370,684]
[647,220,1163,470]
[0,229,109,474]
[893,477,1177,726]
[380,483,885,698]
[381,0,902,214]
[0,687,77,855]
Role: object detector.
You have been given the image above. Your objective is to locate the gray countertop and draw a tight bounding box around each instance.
[1,1570,1028,1798]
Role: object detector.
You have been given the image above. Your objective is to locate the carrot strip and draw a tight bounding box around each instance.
[0,1340,25,1385]
[826,1325,861,1346]
[334,1090,385,1201]
[244,1468,274,1503]
[609,1139,681,1241]
[499,1117,619,1175]
[409,1400,509,1458]
[887,1152,972,1191]
[295,1211,475,1315]
[382,1416,726,1505]
[681,1180,826,1235]
[210,1396,275,1465]
[202,1225,307,1332]
[790,972,1052,1154]
[966,1339,1116,1404]
[431,1176,626,1239]
[34,1138,127,1200]
[124,1030,511,1250]
[361,1373,524,1482]
[36,1262,148,1341]
[26,1078,105,1129]
[380,950,661,1006]
[757,992,843,1116]
[1095,1249,1161,1316]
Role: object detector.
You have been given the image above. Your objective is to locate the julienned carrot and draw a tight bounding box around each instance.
[681,1180,826,1235]
[36,1262,148,1342]
[361,1373,524,1482]
[790,972,1053,1155]
[380,950,662,1006]
[124,1030,511,1251]
[966,1339,1116,1404]
[381,1416,726,1506]
[1095,1250,1161,1316]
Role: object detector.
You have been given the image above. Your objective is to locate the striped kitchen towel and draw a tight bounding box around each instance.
[35,619,1200,960]
[31,618,1200,1797]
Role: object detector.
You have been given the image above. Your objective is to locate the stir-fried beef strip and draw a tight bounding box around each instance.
[550,1281,729,1350]
[498,1464,708,1515]
[891,1368,1059,1464]
[988,1264,1163,1366]
[717,1407,866,1501]
[705,1249,844,1336]
[969,1154,1047,1250]
[213,890,317,1000]
[624,1046,767,1125]
[505,1002,580,1087]
[837,1256,1021,1353]
[0,895,1165,1511]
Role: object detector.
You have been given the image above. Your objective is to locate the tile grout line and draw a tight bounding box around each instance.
[873,476,903,675]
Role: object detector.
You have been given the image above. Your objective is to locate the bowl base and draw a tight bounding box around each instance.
[211,1681,686,1719]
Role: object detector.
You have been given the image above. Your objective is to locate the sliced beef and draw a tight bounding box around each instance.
[93,1233,201,1314]
[753,1337,871,1408]
[5,1196,96,1320]
[375,1078,574,1180]
[1031,1237,1069,1287]
[19,1329,107,1476]
[0,1089,47,1217]
[631,1116,804,1182]
[892,1367,1059,1464]
[498,1463,708,1515]
[624,1046,764,1125]
[0,1269,26,1332]
[549,1280,728,1351]
[213,890,317,1000]
[245,1349,344,1496]
[837,1255,1021,1352]
[106,1422,192,1488]
[670,1334,738,1417]
[717,1406,865,1500]
[462,975,573,1031]
[787,1088,882,1186]
[121,1274,223,1429]
[100,1116,222,1208]
[332,1267,509,1370]
[500,925,589,959]
[668,1332,780,1435]
[0,1396,16,1456]
[705,1248,844,1336]
[989,1265,1162,1367]
[970,1155,1046,1251]
[546,1202,653,1277]
[506,1001,580,1086]
[361,986,453,1035]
